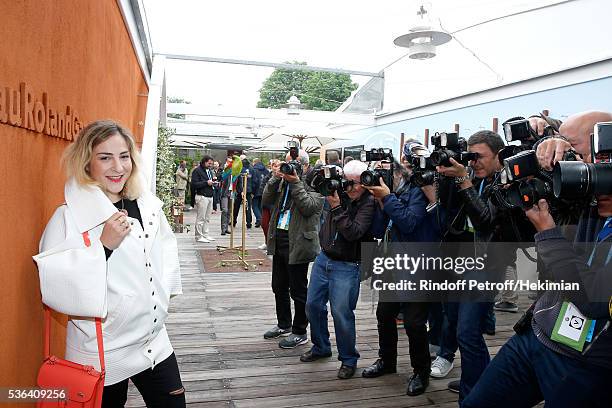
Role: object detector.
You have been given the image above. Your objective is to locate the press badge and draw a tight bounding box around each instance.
[277,210,291,230]
[551,301,592,351]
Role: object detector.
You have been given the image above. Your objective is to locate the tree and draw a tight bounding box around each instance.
[302,72,358,111]
[156,125,177,225]
[167,96,191,120]
[257,62,311,109]
[257,62,357,111]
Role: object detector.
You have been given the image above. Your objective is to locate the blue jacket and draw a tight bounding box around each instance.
[252,162,269,196]
[371,183,432,242]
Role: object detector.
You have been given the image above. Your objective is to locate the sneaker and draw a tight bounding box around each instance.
[204,235,216,241]
[448,380,460,393]
[494,301,519,313]
[263,326,290,339]
[430,356,453,378]
[196,237,210,243]
[279,334,308,349]
[429,344,440,359]
[337,364,356,379]
[258,243,267,250]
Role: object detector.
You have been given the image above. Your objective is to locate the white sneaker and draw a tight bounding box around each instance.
[430,356,453,378]
[258,243,267,250]
[196,237,210,243]
[204,236,216,241]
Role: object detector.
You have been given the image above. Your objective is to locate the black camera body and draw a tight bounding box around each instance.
[492,150,554,210]
[430,132,477,167]
[406,153,437,187]
[359,148,394,188]
[281,140,303,177]
[309,165,351,196]
[360,148,393,162]
[360,168,393,188]
[553,122,612,198]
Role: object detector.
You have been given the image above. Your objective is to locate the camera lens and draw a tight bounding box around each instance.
[360,170,377,186]
[553,161,612,198]
[430,150,450,167]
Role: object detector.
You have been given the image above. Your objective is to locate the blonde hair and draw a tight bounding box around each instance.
[62,120,142,200]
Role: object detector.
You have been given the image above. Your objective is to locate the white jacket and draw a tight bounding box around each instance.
[33,179,182,385]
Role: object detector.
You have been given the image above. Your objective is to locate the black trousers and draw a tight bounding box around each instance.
[377,301,431,376]
[233,192,253,227]
[271,236,309,335]
[102,353,185,408]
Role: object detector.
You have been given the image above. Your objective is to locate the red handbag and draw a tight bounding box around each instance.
[37,232,105,408]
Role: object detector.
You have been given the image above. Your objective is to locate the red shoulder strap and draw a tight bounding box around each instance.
[43,231,105,373]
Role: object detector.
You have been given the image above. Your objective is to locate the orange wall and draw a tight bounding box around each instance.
[0,0,148,394]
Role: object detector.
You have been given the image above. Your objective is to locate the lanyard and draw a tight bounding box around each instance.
[588,217,612,267]
[597,217,612,242]
[478,179,486,196]
[281,185,290,212]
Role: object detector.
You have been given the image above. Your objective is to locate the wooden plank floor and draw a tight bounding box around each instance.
[126,206,529,408]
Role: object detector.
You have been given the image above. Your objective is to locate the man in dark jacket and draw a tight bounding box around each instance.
[463,112,612,408]
[251,158,269,228]
[300,160,375,380]
[436,130,536,400]
[262,149,324,349]
[361,158,437,396]
[191,155,217,243]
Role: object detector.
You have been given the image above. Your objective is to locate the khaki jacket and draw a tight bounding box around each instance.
[262,175,324,264]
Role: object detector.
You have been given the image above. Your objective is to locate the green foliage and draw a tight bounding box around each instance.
[167,96,192,120]
[302,72,358,111]
[257,62,311,109]
[257,62,358,111]
[156,126,177,225]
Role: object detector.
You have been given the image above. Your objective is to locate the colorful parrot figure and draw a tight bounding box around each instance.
[221,155,243,195]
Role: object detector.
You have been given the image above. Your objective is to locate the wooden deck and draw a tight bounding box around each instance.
[126,207,528,408]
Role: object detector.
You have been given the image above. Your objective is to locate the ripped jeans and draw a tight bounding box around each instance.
[102,353,185,408]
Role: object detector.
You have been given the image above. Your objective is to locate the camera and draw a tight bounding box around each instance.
[280,140,303,176]
[406,152,437,187]
[498,117,557,165]
[491,150,554,210]
[553,122,612,198]
[359,148,394,187]
[309,165,352,196]
[360,148,393,162]
[429,132,478,167]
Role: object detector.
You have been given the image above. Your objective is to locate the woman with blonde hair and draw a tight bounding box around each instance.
[33,120,185,407]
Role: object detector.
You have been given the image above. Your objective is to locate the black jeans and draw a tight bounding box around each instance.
[102,353,185,408]
[271,235,309,335]
[377,301,430,376]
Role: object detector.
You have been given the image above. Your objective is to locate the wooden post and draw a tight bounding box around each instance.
[493,117,499,133]
[424,129,430,147]
[454,123,460,135]
[400,132,405,158]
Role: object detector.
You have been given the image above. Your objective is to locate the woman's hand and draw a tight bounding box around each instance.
[100,212,131,250]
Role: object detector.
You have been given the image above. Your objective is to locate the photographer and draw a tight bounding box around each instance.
[301,160,375,379]
[535,111,612,170]
[262,149,324,349]
[360,156,433,395]
[436,130,536,401]
[463,112,612,408]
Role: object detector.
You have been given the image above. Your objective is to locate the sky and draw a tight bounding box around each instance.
[142,0,607,113]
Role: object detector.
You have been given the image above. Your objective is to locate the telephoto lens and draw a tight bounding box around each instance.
[553,161,612,198]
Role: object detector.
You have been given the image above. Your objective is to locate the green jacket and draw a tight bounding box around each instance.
[262,175,324,264]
